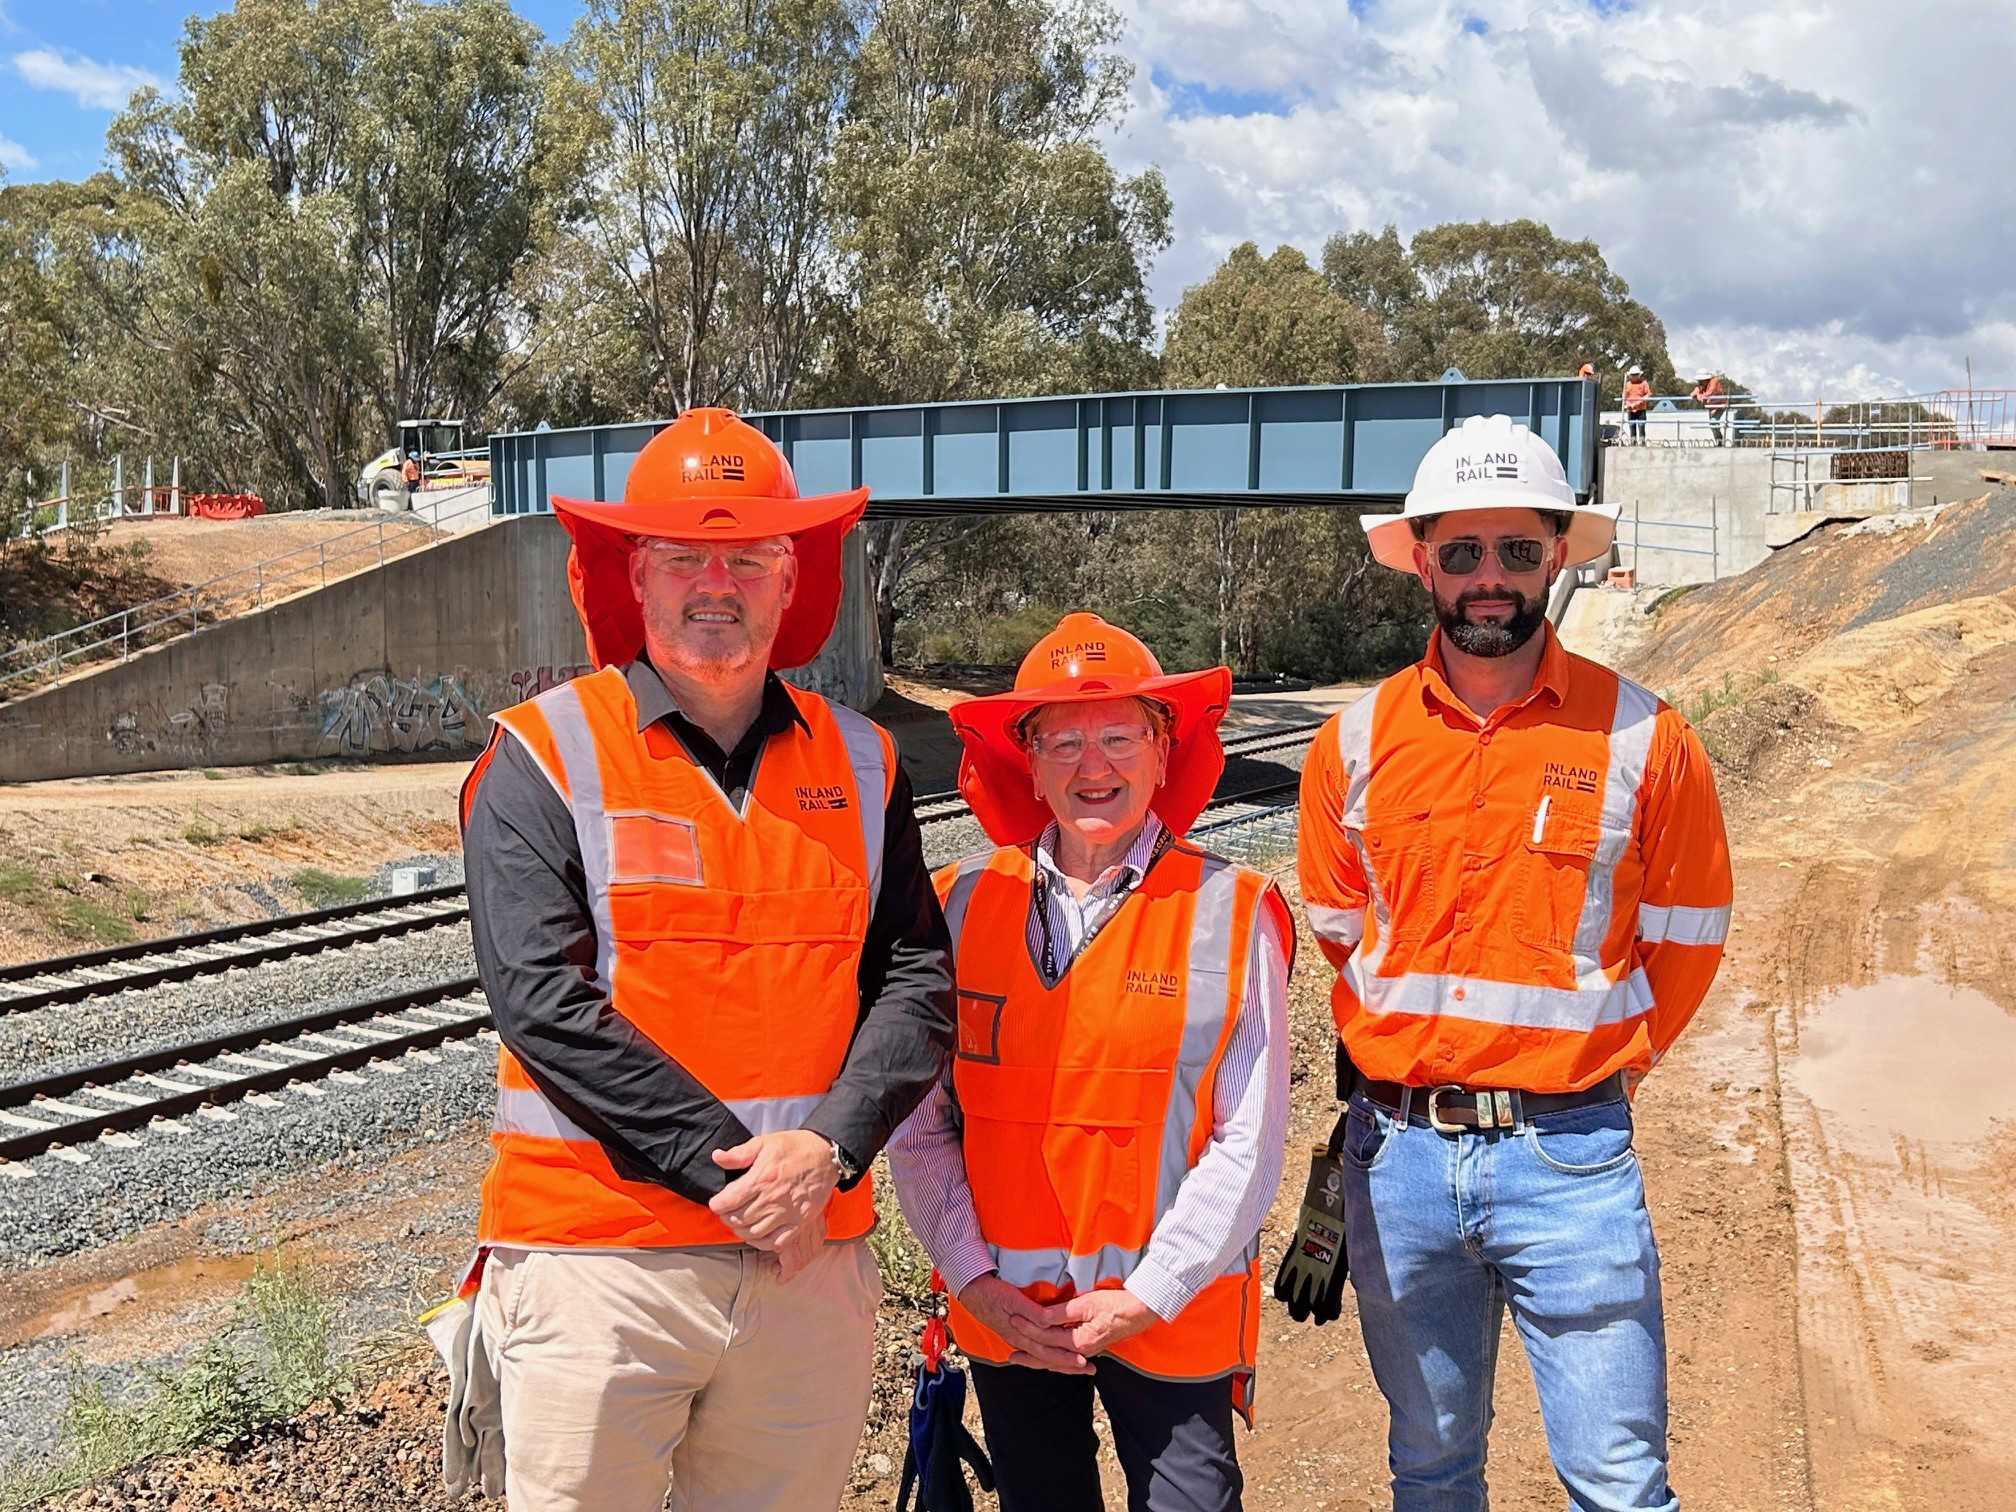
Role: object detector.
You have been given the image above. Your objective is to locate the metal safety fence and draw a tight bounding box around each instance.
[1604,387,2016,452]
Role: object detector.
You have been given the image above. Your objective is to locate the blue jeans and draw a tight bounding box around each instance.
[1341,1091,1677,1512]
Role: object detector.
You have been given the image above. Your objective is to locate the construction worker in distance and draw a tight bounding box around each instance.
[458,407,954,1510]
[1623,365,1653,446]
[1690,369,1729,446]
[1575,361,1595,379]
[401,448,423,503]
[888,611,1294,1512]
[1297,414,1731,1512]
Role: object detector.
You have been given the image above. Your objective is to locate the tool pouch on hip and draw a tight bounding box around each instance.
[1272,1111,1350,1325]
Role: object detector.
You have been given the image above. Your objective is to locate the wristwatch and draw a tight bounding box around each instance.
[826,1138,861,1185]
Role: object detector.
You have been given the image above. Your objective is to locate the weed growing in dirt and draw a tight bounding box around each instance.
[291,868,368,907]
[57,896,135,944]
[283,763,323,777]
[180,812,224,846]
[236,819,297,843]
[1673,668,1781,728]
[1650,583,1706,616]
[0,1248,352,1510]
[199,769,226,781]
[867,1160,936,1306]
[0,860,42,905]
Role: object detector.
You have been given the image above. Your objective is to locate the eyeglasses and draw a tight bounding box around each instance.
[1026,723,1156,765]
[636,540,792,580]
[1434,538,1549,576]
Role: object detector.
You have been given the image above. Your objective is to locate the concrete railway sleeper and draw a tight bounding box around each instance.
[0,977,492,1173]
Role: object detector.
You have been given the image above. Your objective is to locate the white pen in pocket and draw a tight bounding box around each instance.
[1531,794,1552,845]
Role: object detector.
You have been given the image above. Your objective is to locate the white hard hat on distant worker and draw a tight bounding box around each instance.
[1628,365,1644,376]
[1360,414,1621,572]
[1694,370,1712,382]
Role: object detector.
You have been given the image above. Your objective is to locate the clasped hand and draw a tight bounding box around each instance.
[957,1275,1157,1375]
[709,1129,837,1282]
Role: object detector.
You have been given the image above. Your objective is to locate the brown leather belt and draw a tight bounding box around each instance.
[1356,1072,1627,1133]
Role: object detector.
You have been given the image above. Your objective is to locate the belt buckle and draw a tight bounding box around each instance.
[1426,1085,1471,1134]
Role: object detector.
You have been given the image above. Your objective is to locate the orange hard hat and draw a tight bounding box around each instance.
[549,407,869,670]
[948,612,1233,846]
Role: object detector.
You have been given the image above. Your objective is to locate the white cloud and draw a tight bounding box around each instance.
[13,47,166,111]
[1105,0,2016,397]
[0,133,34,173]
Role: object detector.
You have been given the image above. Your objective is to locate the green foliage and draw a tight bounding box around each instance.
[56,896,136,945]
[0,1248,350,1510]
[0,859,42,905]
[867,1161,935,1305]
[1322,218,1678,398]
[1164,242,1387,388]
[291,868,370,907]
[180,812,224,846]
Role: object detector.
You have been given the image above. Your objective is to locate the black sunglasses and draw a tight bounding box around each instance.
[1435,537,1549,575]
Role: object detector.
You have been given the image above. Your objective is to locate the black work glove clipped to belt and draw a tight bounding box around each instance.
[1273,1111,1350,1325]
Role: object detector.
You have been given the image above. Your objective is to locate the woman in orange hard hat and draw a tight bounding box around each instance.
[889,612,1294,1512]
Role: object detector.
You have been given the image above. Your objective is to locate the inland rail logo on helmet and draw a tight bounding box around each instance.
[1049,639,1109,670]
[1124,968,1181,999]
[1453,451,1527,485]
[794,783,851,811]
[681,452,747,485]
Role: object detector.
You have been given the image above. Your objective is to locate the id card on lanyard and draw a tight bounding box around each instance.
[1030,825,1176,984]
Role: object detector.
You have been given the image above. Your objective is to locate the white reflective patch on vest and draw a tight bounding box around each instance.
[725,1093,824,1136]
[1344,959,1656,1031]
[493,1084,594,1142]
[828,702,888,902]
[1637,902,1731,946]
[1305,903,1366,948]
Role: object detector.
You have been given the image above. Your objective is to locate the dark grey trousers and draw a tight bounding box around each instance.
[969,1357,1243,1512]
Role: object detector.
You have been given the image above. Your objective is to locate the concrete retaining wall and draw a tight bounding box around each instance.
[0,514,888,784]
[1599,447,1774,586]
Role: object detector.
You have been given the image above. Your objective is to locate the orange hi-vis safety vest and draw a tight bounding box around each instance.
[469,665,896,1250]
[934,838,1289,1414]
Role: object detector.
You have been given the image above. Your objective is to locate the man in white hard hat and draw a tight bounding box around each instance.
[1296,415,1732,1511]
[1623,366,1652,446]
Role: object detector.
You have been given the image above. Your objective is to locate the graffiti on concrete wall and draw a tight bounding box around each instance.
[509,663,594,703]
[317,672,485,756]
[108,682,232,759]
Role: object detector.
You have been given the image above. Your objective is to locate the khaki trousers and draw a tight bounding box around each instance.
[475,1241,882,1512]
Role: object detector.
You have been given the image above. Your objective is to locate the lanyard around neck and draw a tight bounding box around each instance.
[1031,825,1175,983]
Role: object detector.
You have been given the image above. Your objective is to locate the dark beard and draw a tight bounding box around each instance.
[1436,582,1548,658]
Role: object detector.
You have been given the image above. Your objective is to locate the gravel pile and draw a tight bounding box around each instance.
[0,922,478,1092]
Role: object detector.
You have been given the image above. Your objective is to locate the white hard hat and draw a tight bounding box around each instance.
[1361,414,1620,571]
[1627,365,1643,375]
[1694,370,1712,381]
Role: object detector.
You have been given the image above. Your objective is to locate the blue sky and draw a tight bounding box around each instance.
[6,0,2014,397]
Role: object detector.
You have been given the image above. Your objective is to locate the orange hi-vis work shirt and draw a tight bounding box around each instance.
[1624,379,1653,414]
[934,839,1289,1408]
[472,665,895,1249]
[1297,626,1731,1093]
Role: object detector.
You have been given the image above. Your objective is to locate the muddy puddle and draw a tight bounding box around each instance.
[0,1253,259,1349]
[1788,975,2016,1156]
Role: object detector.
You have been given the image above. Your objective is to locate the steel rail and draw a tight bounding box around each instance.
[0,756,1319,1170]
[0,978,489,1164]
[0,885,468,1015]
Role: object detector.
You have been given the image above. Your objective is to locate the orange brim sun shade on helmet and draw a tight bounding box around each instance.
[948,612,1234,848]
[547,407,869,672]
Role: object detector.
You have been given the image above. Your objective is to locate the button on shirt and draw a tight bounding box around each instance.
[889,814,1292,1323]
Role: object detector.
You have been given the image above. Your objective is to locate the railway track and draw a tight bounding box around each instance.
[1,721,1320,1016]
[0,727,1315,1176]
[0,885,468,1016]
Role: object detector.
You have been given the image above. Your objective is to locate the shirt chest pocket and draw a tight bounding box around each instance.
[1351,810,1436,940]
[1510,809,1602,952]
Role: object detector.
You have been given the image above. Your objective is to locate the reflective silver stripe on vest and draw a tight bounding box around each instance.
[1637,902,1732,946]
[1343,957,1656,1032]
[991,1239,1253,1294]
[827,701,889,902]
[1330,694,1393,979]
[939,851,995,953]
[726,1093,825,1136]
[1152,856,1245,1220]
[1304,903,1366,949]
[1571,676,1660,988]
[539,679,619,996]
[493,1086,826,1143]
[494,1083,594,1141]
